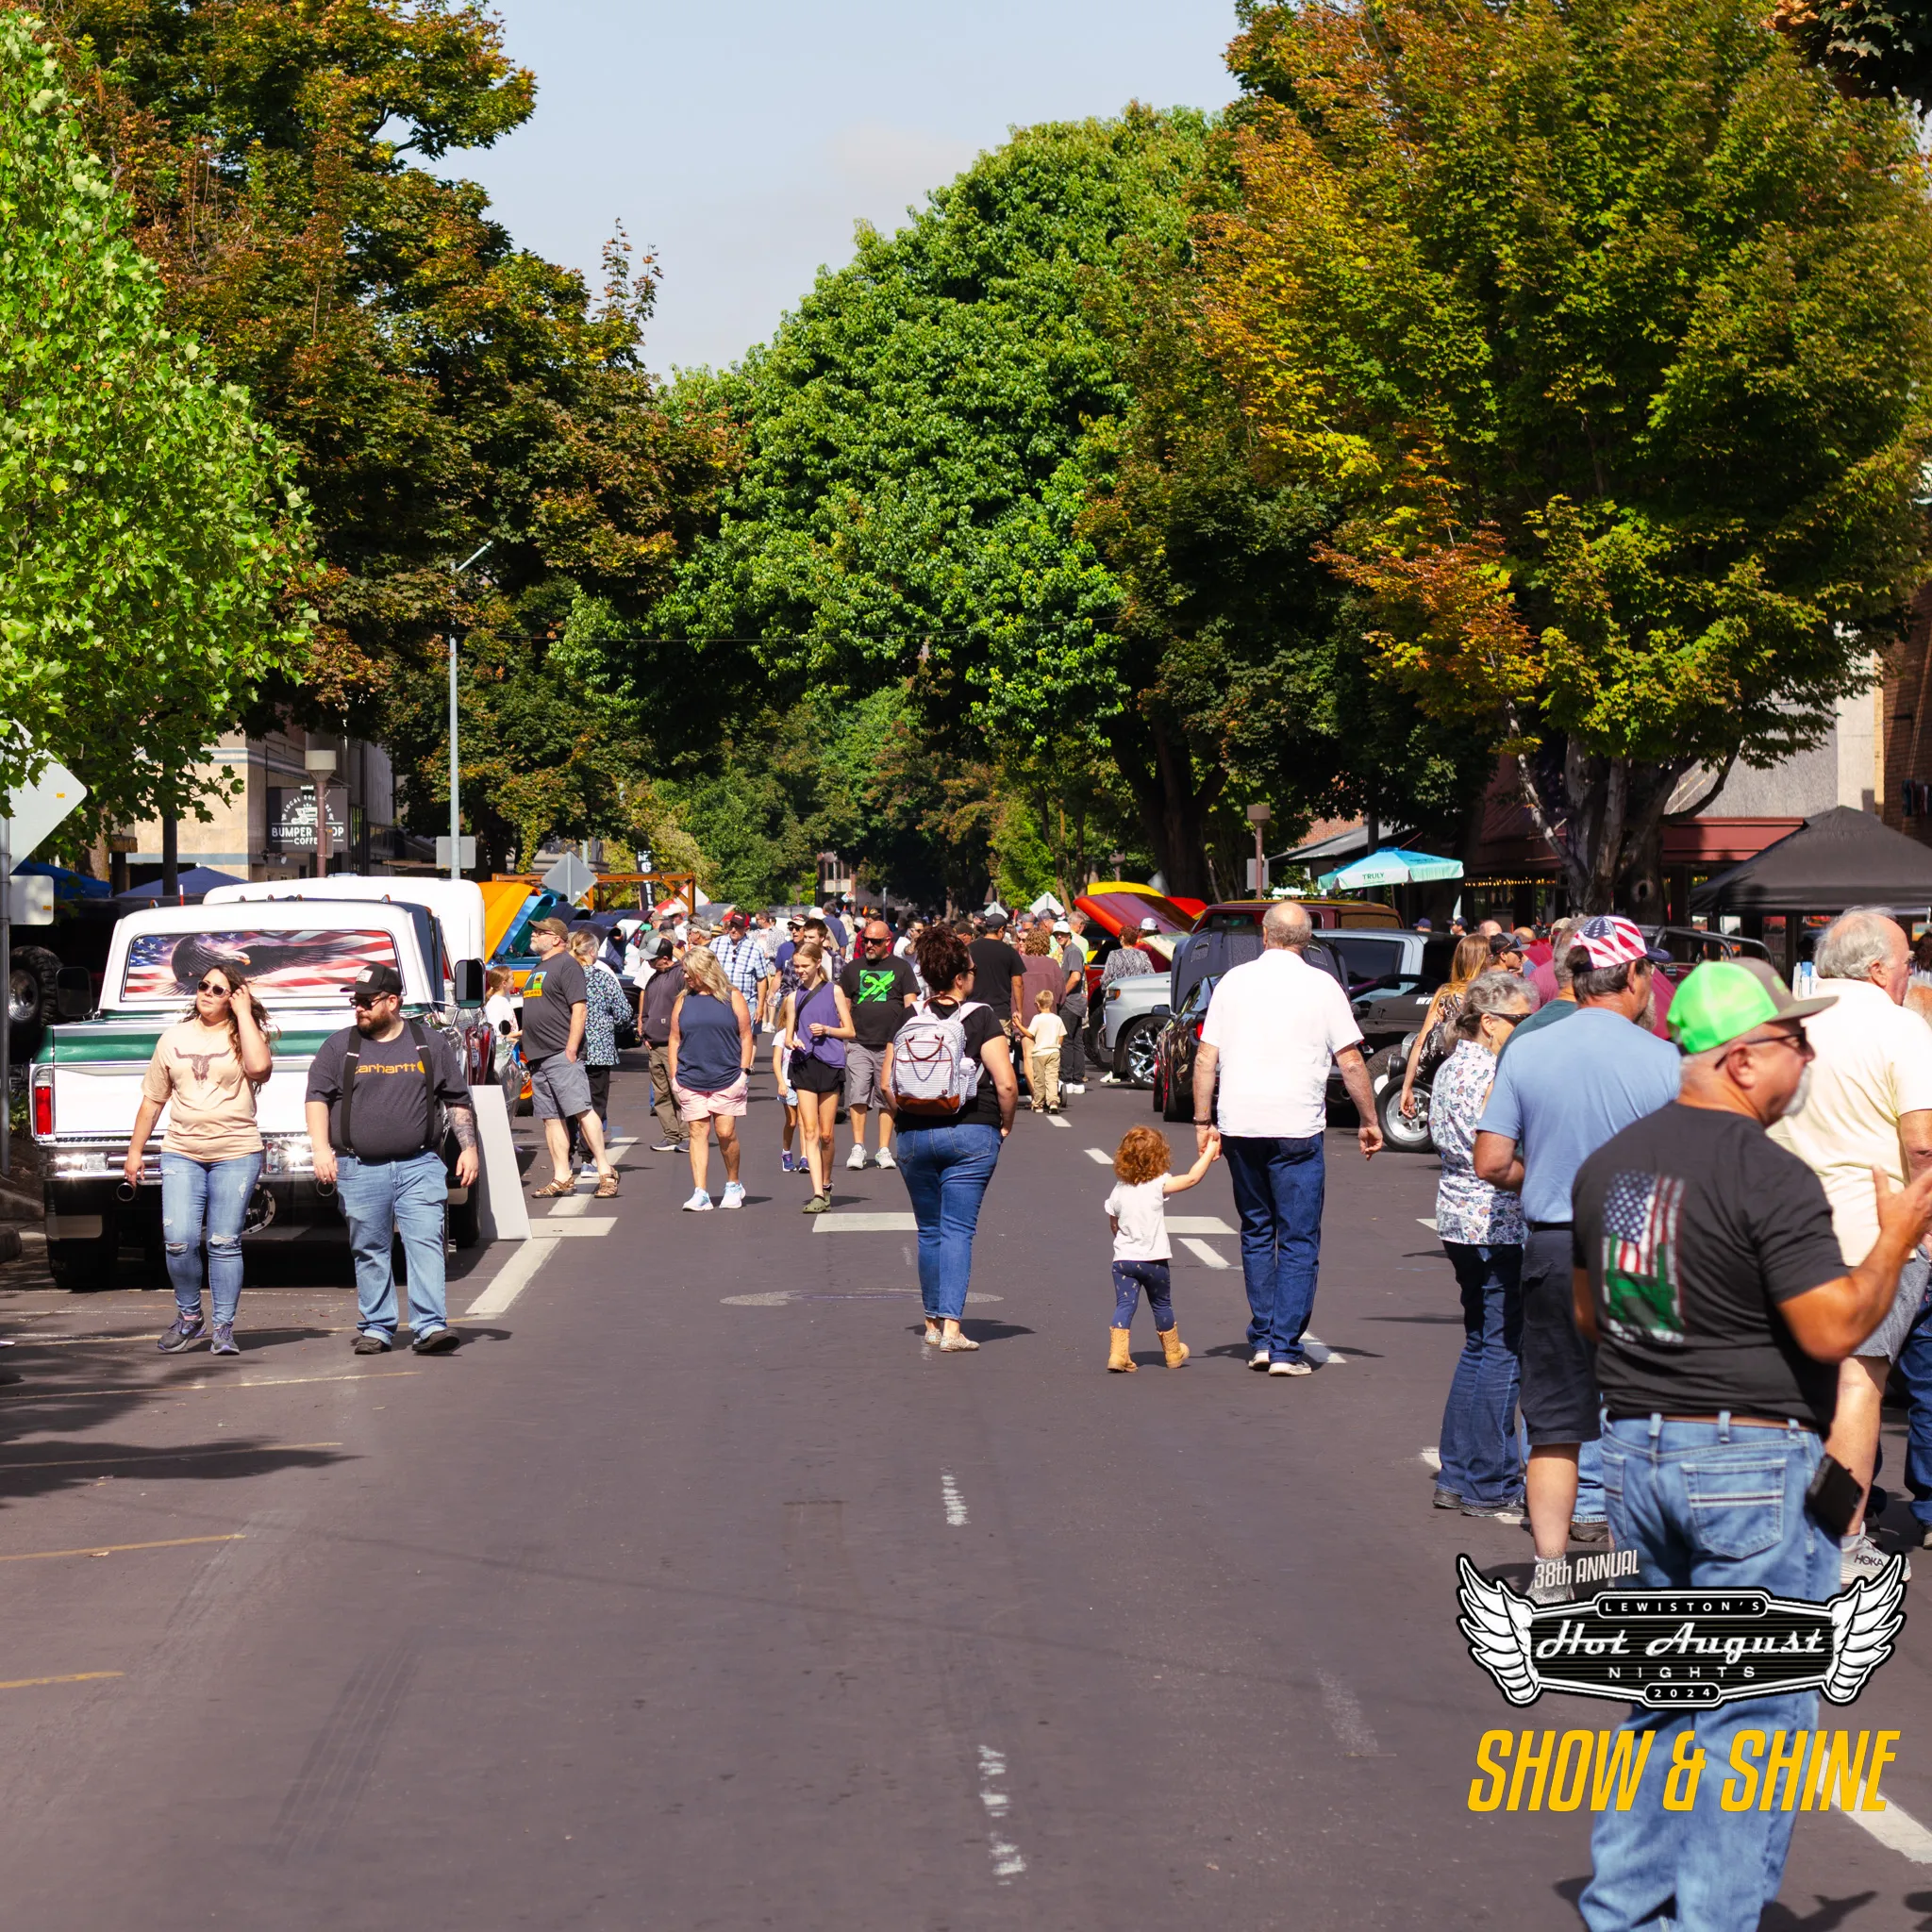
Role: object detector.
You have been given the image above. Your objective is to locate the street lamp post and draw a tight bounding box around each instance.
[305,748,336,877]
[448,542,492,882]
[1247,802,1272,896]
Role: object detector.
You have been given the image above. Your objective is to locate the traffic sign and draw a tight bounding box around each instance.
[540,853,596,905]
[1,762,87,874]
[436,835,477,869]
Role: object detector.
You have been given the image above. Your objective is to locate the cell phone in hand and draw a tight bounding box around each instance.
[1805,1453,1863,1539]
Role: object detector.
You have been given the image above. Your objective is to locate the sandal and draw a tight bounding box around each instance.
[532,1177,575,1197]
[594,1174,620,1198]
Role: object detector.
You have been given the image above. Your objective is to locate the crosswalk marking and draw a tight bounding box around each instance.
[1168,1216,1233,1236]
[465,1238,558,1317]
[1045,1114,1070,1128]
[1180,1238,1229,1271]
[1084,1148,1111,1165]
[813,1212,918,1233]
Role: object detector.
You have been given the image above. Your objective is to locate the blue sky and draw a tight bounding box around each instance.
[458,0,1241,375]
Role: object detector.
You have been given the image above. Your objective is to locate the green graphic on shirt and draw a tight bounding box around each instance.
[1598,1170,1687,1347]
[857,967,898,1003]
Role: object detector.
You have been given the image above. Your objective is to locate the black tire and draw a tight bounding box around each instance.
[8,944,60,1060]
[1114,1015,1162,1090]
[48,1216,118,1291]
[447,1186,481,1250]
[1376,1072,1435,1154]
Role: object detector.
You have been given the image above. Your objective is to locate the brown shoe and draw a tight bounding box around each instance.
[1108,1326,1137,1373]
[1158,1325,1190,1369]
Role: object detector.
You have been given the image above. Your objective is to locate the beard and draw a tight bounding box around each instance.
[1774,1064,1814,1122]
[354,1010,382,1036]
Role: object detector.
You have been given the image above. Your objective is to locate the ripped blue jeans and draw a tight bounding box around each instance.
[159,1150,262,1324]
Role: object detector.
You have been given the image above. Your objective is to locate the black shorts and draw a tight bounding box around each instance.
[1520,1225,1600,1446]
[791,1055,843,1095]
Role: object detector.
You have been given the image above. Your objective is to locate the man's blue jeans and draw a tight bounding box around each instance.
[1582,1415,1838,1932]
[1891,1271,1932,1532]
[1439,1241,1523,1506]
[894,1122,1001,1321]
[160,1150,262,1324]
[1224,1134,1324,1363]
[334,1150,449,1341]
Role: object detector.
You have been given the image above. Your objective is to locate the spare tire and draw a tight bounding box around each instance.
[8,945,61,1060]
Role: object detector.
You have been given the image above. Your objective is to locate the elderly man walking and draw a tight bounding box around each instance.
[712,911,774,1033]
[1192,901,1383,1375]
[1769,909,1932,1582]
[1475,917,1679,1592]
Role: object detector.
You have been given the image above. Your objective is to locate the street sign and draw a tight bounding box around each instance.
[541,853,596,905]
[7,876,52,925]
[1,762,87,874]
[1246,857,1269,891]
[436,835,477,869]
[634,848,653,875]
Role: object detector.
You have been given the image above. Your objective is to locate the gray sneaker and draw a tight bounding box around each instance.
[1842,1531,1910,1587]
[353,1331,391,1355]
[157,1313,207,1354]
[209,1323,240,1357]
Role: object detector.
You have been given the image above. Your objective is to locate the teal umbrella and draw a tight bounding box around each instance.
[1317,847,1464,891]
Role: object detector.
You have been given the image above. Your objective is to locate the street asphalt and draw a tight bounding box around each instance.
[0,1056,1928,1928]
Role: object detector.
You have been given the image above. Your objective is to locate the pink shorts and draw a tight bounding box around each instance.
[675,1074,748,1122]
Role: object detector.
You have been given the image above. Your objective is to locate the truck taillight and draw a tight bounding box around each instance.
[30,1068,52,1139]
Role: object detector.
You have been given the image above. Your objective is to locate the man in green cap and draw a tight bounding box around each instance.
[1572,958,1932,1932]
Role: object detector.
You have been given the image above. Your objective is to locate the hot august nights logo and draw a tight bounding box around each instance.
[1457,1555,1907,1813]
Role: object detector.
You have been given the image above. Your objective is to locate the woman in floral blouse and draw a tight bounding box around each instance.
[569,928,633,1167]
[1428,970,1537,1516]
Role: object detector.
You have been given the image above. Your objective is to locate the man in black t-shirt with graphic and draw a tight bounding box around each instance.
[1571,960,1932,1932]
[837,920,919,1172]
[967,912,1025,1033]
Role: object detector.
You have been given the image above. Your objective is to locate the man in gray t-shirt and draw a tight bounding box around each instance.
[518,917,615,1193]
[1474,916,1680,1591]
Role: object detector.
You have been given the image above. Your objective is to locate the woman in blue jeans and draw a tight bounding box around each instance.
[125,963,274,1355]
[882,925,1018,1352]
[1426,971,1536,1512]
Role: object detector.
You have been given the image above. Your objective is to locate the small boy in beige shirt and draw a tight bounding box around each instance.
[1024,989,1068,1113]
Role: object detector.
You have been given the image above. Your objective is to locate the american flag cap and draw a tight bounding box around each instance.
[1575,915,1648,969]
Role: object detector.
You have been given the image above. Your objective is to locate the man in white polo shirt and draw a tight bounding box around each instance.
[1769,909,1932,1582]
[1192,901,1383,1375]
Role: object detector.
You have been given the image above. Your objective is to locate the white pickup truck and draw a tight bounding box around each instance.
[30,893,491,1290]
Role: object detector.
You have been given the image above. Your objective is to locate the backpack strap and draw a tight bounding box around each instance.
[338,1035,360,1154]
[337,1020,441,1159]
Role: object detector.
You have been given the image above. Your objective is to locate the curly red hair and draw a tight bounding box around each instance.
[1114,1125,1171,1185]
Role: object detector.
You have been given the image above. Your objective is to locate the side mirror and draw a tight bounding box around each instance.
[452,958,485,1007]
[55,968,92,1020]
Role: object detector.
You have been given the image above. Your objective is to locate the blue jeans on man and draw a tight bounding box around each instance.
[1582,1415,1838,1932]
[334,1150,450,1342]
[160,1150,263,1324]
[1224,1134,1324,1364]
[1890,1270,1932,1537]
[894,1122,1002,1322]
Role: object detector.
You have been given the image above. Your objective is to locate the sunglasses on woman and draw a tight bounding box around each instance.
[196,979,233,995]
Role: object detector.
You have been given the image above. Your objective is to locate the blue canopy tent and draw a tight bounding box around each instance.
[1317,847,1464,891]
[114,865,244,908]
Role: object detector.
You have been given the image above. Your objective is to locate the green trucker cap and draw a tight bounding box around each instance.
[1667,958,1836,1056]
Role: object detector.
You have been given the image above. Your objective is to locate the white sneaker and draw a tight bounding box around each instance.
[1249,1351,1271,1371]
[846,1145,869,1171]
[681,1190,713,1212]
[1064,1083,1086,1095]
[1269,1358,1314,1377]
[1842,1531,1910,1586]
[874,1146,896,1170]
[720,1181,746,1209]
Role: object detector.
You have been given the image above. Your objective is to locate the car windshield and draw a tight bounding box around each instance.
[116,927,403,1006]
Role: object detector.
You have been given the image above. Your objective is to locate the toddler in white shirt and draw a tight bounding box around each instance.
[1103,1124,1220,1372]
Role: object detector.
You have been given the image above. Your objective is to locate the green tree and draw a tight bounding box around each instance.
[1198,0,1932,913]
[29,0,731,851]
[0,10,309,830]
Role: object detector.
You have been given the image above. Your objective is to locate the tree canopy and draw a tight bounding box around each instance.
[1198,0,1932,911]
[0,8,310,829]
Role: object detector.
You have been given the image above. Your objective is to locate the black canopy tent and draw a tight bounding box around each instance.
[1688,807,1932,976]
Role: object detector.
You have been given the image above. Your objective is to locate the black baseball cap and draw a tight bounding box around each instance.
[652,938,675,959]
[352,964,405,1004]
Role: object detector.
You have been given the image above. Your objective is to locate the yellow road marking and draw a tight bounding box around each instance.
[0,1534,245,1563]
[0,1441,342,1471]
[0,1673,123,1691]
[0,1371,423,1401]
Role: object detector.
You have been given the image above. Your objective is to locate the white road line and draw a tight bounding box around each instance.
[1317,1671,1381,1757]
[549,1192,592,1217]
[538,1218,616,1238]
[977,1745,1025,1881]
[1304,1333,1348,1367]
[941,1471,969,1527]
[1180,1238,1230,1271]
[605,1137,637,1159]
[1834,1794,1932,1862]
[1084,1148,1111,1165]
[464,1239,558,1318]
[814,1212,917,1233]
[1168,1216,1234,1236]
[1417,1216,1439,1231]
[1045,1113,1070,1128]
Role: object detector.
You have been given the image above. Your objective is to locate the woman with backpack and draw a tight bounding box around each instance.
[1398,934,1491,1122]
[774,940,847,1213]
[881,924,1018,1352]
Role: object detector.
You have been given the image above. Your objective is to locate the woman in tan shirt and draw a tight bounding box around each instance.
[125,963,274,1357]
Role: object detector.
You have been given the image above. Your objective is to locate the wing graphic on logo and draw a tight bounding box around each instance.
[1457,1556,1540,1705]
[1823,1553,1907,1705]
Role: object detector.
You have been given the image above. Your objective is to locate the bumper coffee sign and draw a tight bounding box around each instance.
[1457,1555,1905,1708]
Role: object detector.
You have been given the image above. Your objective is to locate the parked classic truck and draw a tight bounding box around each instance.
[30,894,488,1290]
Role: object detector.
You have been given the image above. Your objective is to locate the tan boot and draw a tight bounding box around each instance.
[1158,1326,1190,1368]
[1108,1326,1137,1373]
